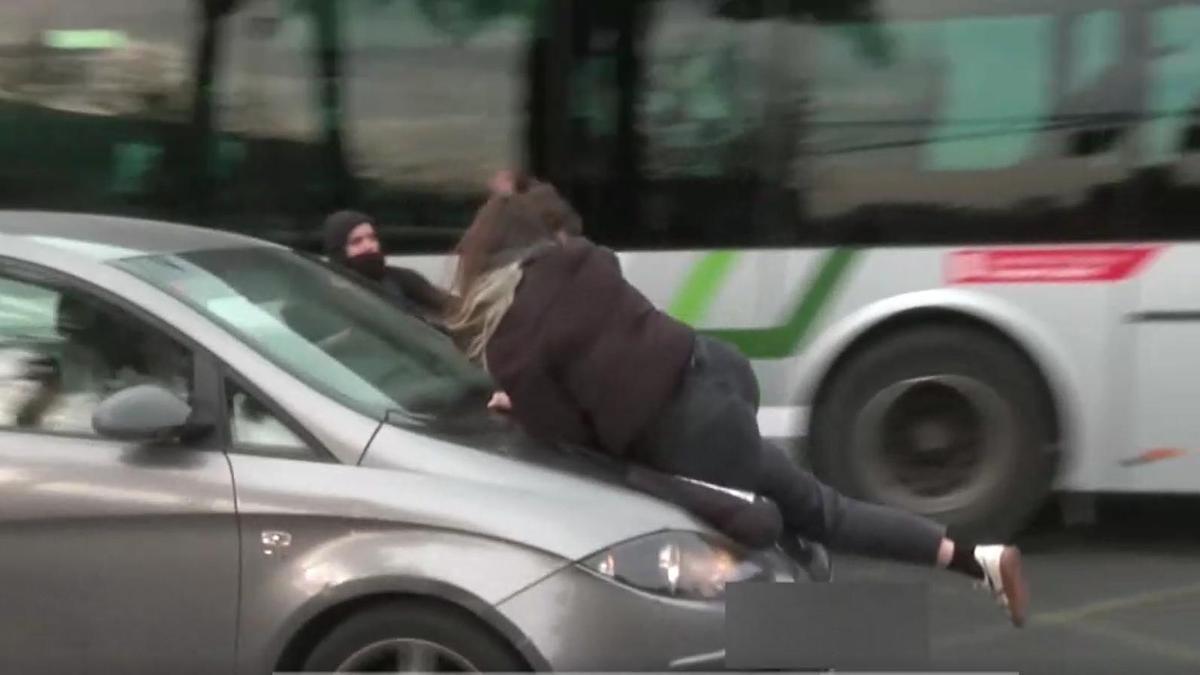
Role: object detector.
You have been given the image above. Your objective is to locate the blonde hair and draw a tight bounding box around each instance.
[445,261,524,367]
[447,183,576,367]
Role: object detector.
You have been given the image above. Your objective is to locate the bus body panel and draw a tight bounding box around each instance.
[1124,243,1200,490]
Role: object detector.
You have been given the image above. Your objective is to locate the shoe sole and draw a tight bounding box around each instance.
[999,547,1029,627]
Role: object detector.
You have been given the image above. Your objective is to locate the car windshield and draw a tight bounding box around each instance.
[114,246,493,421]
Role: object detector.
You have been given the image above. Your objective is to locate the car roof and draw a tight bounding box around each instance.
[0,211,280,262]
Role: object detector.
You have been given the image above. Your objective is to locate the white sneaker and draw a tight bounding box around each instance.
[974,545,1029,627]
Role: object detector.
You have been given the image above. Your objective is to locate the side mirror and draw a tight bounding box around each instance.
[92,384,197,442]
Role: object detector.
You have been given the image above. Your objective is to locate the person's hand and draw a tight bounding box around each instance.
[488,391,512,412]
[489,170,517,196]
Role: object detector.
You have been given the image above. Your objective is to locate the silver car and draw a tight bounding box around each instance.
[0,212,822,674]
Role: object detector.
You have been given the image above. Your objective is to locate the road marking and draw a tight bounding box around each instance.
[1031,580,1200,624]
[937,581,1200,650]
[1069,619,1200,666]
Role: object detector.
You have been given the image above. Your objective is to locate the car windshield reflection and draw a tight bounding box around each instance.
[114,247,493,422]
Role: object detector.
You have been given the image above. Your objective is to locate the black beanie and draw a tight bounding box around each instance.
[322,210,375,263]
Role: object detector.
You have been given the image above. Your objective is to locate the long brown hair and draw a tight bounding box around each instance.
[445,192,559,363]
[452,194,555,293]
[521,179,583,238]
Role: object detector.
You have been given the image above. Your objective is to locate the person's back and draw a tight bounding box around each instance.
[485,236,694,456]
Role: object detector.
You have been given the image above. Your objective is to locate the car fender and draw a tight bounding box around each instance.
[243,527,566,675]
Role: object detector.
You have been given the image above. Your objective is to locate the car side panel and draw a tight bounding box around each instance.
[227,454,570,675]
[0,435,238,675]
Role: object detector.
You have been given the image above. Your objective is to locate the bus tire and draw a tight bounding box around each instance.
[809,325,1055,542]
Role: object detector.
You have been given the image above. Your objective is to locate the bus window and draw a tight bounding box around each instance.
[1143,4,1200,166]
[564,0,785,249]
[639,1,770,181]
[636,0,779,247]
[0,0,542,254]
[1129,3,1200,238]
[217,0,542,252]
[0,2,191,219]
[339,0,541,251]
[924,14,1052,172]
[783,0,1139,245]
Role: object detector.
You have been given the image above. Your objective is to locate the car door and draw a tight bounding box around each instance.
[0,260,239,674]
[212,369,348,675]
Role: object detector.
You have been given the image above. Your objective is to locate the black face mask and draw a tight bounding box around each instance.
[346,250,386,281]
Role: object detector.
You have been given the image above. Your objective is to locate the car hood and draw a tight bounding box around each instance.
[360,415,714,562]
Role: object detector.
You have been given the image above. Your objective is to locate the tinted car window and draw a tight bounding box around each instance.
[225,378,310,455]
[0,270,192,434]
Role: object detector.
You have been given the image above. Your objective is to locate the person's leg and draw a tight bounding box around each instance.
[756,441,1029,626]
[633,334,1029,624]
[640,365,976,571]
[630,339,765,490]
[694,334,760,410]
[756,441,945,565]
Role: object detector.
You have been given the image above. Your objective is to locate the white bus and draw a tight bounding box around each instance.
[3,0,1199,539]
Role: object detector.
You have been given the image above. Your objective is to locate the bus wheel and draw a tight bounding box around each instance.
[809,325,1056,542]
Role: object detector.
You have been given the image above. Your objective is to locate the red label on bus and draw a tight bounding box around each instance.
[946,247,1160,284]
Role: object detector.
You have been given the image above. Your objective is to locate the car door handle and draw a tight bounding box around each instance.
[261,530,292,556]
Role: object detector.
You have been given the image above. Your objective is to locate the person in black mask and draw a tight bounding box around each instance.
[321,210,453,324]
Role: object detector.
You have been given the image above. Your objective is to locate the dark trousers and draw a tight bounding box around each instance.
[630,335,946,565]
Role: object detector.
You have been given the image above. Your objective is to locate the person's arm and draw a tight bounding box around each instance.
[385,267,455,317]
[489,170,517,195]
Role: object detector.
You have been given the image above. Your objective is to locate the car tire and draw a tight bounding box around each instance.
[301,600,527,673]
[809,325,1056,542]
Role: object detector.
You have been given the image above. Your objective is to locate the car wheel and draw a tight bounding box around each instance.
[302,601,527,673]
[809,325,1056,541]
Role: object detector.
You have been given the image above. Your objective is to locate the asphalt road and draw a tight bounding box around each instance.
[831,495,1200,675]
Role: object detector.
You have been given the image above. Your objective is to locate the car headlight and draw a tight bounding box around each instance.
[581,530,795,600]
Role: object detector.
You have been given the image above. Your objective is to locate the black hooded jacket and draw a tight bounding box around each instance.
[484,237,696,457]
[321,210,453,320]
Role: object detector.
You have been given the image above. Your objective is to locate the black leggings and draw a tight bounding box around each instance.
[629,335,946,565]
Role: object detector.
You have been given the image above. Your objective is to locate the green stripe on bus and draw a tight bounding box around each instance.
[44,30,128,50]
[668,250,739,324]
[701,248,859,359]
